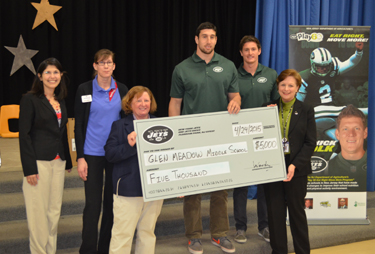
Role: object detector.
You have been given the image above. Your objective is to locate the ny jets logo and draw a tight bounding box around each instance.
[213,66,223,73]
[257,77,267,83]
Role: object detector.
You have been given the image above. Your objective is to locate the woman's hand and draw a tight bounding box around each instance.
[267,104,277,107]
[128,131,137,147]
[26,174,39,186]
[284,164,295,182]
[77,158,88,181]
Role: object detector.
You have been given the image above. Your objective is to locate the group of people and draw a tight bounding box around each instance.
[169,22,316,254]
[19,21,317,254]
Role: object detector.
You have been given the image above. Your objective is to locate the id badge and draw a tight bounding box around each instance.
[283,141,290,153]
[81,95,92,103]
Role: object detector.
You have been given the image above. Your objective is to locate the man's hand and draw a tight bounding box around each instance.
[267,104,277,107]
[228,93,241,114]
[355,42,364,52]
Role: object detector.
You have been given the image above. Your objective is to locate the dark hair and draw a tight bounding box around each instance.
[29,58,68,100]
[277,69,302,89]
[336,104,366,129]
[122,86,157,114]
[195,22,217,37]
[239,35,261,51]
[93,49,115,78]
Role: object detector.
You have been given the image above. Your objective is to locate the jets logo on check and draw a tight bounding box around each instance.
[143,126,173,144]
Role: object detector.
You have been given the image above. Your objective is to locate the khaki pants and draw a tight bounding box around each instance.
[22,159,66,254]
[183,190,229,239]
[109,195,163,254]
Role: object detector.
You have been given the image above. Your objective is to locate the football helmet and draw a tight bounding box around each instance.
[310,47,333,77]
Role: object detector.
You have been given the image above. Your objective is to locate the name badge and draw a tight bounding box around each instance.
[283,141,290,153]
[81,95,92,103]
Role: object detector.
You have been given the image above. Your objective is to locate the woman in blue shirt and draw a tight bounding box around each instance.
[74,49,128,254]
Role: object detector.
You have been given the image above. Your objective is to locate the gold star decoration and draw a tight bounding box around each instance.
[31,0,62,31]
[4,35,39,76]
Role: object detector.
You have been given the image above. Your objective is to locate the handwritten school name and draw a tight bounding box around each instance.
[144,142,248,166]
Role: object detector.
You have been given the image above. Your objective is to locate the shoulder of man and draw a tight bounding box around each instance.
[214,52,234,64]
[214,53,237,74]
[258,63,277,76]
[173,55,196,73]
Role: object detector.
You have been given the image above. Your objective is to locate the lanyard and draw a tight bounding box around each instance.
[109,82,118,101]
[280,100,294,143]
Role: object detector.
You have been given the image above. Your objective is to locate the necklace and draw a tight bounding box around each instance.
[46,95,60,111]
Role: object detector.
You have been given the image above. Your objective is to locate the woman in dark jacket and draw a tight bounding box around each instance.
[105,86,163,254]
[263,69,316,254]
[74,49,128,254]
[19,58,72,254]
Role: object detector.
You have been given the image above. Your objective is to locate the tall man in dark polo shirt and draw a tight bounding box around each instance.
[169,22,241,254]
[233,35,279,244]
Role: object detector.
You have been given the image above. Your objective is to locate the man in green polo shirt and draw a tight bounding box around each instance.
[233,35,279,244]
[169,22,241,254]
[327,104,367,191]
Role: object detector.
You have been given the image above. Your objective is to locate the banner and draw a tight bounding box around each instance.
[289,25,370,224]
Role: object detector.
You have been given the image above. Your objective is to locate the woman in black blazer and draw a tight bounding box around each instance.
[263,69,316,254]
[74,49,128,254]
[19,58,72,254]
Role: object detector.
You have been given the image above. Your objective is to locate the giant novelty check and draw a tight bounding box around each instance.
[134,107,287,201]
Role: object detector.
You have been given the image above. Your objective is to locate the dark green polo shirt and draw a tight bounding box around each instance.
[327,151,367,191]
[238,63,279,109]
[170,51,238,115]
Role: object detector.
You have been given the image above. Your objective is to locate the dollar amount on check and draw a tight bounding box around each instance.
[134,107,287,201]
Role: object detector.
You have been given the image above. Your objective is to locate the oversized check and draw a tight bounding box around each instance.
[134,107,286,201]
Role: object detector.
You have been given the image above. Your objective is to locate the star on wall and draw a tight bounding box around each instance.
[31,0,62,31]
[4,35,39,76]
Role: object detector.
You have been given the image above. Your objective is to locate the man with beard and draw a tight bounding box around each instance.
[169,22,241,254]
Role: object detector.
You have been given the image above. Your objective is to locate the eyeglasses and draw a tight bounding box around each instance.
[96,61,114,66]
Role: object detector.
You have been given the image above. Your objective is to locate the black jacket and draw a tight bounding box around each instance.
[263,98,317,177]
[105,114,156,197]
[19,93,72,176]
